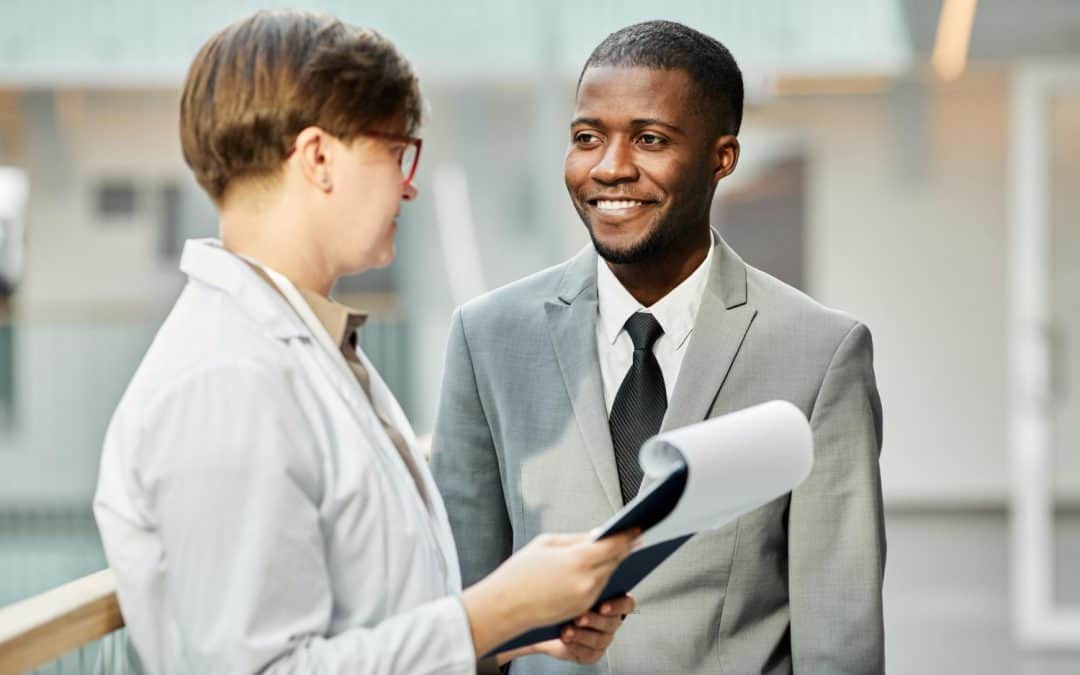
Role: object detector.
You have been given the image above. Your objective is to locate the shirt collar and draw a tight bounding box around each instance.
[596,231,716,350]
[295,287,368,349]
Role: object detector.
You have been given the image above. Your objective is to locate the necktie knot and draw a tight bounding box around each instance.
[624,312,664,352]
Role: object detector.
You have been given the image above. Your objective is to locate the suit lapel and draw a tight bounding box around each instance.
[544,247,623,512]
[661,235,757,432]
[543,237,757,506]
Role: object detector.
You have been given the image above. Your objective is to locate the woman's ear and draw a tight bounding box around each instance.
[712,135,740,185]
[292,126,334,193]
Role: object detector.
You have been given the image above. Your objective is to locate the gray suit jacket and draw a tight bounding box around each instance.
[431,236,885,674]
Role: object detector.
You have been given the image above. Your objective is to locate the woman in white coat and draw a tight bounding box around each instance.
[93,10,637,674]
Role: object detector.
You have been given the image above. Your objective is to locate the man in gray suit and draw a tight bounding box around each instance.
[431,20,885,675]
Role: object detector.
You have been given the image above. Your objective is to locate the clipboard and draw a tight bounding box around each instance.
[489,400,814,655]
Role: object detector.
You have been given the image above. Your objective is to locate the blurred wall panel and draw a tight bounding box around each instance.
[1050,94,1080,514]
[746,69,1018,503]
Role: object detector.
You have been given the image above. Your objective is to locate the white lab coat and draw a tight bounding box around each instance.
[93,239,476,674]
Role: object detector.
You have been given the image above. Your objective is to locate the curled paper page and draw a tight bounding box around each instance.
[629,399,813,547]
[492,400,813,654]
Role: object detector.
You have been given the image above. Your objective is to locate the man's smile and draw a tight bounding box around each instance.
[586,197,658,218]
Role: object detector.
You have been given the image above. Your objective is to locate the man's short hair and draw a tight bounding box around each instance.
[579,20,743,137]
[180,10,421,202]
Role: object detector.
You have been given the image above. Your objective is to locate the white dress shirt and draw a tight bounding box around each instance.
[596,234,715,413]
[94,239,476,674]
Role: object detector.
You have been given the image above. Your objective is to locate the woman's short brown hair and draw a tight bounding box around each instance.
[180,10,421,202]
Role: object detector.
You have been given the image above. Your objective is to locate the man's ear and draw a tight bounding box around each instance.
[292,126,334,193]
[712,135,740,185]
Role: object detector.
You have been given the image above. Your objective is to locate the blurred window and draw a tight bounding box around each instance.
[0,318,13,432]
[94,180,137,221]
[157,181,181,259]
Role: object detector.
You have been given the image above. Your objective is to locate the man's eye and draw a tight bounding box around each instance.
[574,132,600,145]
[637,133,667,146]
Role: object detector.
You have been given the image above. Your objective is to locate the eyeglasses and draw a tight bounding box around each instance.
[284,130,423,186]
[359,130,423,186]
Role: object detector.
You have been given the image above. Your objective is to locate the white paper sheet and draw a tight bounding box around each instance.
[597,400,814,548]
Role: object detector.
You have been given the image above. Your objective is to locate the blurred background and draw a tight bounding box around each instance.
[0,0,1078,672]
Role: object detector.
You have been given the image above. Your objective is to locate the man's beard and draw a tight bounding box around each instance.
[579,209,686,265]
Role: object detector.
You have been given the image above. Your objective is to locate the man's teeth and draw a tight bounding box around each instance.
[595,199,646,210]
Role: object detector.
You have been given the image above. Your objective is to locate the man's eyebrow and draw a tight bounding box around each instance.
[569,117,684,134]
[631,118,683,133]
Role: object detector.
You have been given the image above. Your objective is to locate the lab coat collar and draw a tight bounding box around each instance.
[179,238,310,341]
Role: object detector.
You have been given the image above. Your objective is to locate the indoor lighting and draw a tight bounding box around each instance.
[931,0,979,81]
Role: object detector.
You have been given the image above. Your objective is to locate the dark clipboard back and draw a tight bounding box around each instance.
[490,463,691,654]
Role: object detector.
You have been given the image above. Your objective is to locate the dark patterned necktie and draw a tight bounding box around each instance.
[609,312,667,504]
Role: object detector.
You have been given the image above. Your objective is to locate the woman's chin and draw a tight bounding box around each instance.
[365,247,396,272]
[376,240,397,268]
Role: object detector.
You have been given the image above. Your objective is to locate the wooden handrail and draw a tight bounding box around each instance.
[0,569,124,674]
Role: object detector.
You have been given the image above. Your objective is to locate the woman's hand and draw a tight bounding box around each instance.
[495,530,639,625]
[461,529,640,659]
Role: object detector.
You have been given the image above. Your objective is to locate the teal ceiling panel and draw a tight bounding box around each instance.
[0,0,911,86]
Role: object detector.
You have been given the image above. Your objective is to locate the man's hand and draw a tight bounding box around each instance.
[464,530,639,660]
[498,595,636,666]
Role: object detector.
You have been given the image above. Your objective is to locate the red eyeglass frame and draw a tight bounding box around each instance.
[284,130,423,185]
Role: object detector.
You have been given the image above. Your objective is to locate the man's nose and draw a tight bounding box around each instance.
[589,140,638,184]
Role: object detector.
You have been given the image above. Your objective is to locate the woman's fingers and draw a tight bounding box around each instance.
[536,531,590,547]
[582,528,640,568]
